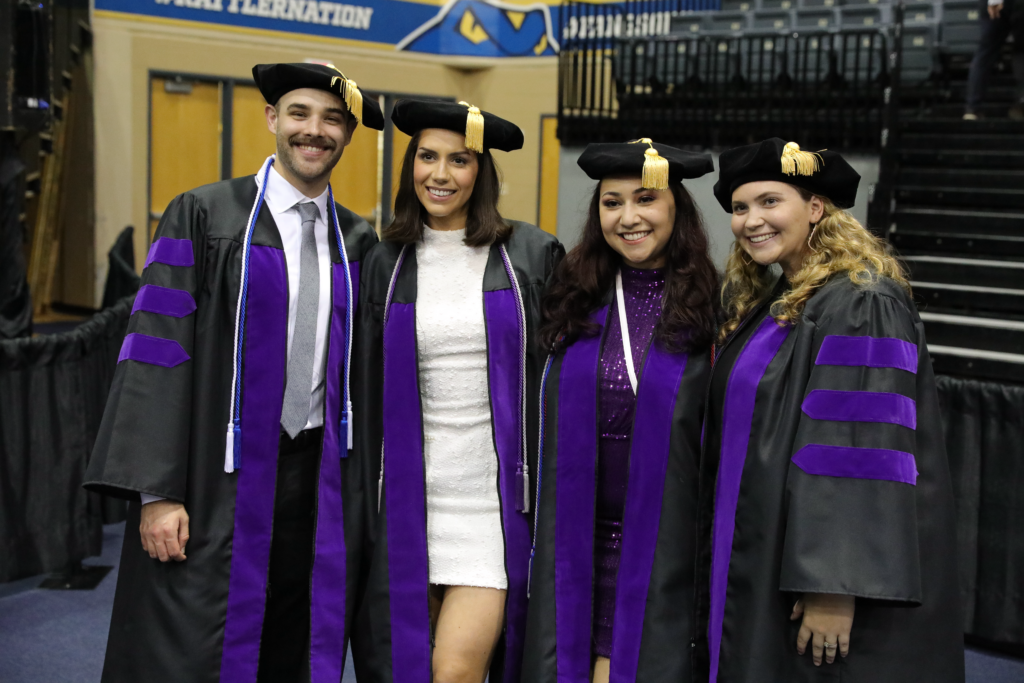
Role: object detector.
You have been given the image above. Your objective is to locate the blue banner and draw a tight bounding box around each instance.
[95,0,560,57]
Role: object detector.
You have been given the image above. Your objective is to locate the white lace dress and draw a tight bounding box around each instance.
[415,226,507,590]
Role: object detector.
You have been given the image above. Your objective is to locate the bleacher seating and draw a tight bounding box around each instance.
[664,0,981,86]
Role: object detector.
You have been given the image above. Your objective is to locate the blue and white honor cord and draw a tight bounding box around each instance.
[223,154,355,473]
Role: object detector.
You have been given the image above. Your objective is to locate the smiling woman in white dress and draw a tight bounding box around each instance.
[353,100,564,683]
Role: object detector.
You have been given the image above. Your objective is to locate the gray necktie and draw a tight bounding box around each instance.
[281,202,321,438]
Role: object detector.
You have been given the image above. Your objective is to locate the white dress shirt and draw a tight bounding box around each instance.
[259,164,333,433]
[141,165,332,507]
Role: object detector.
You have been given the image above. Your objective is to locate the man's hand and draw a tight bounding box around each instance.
[989,4,1002,19]
[140,500,190,562]
[791,593,855,666]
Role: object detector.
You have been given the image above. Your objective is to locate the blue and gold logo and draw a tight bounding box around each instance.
[396,0,559,57]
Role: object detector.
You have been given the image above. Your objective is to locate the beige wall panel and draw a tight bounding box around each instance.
[333,124,380,221]
[92,13,558,298]
[537,116,559,236]
[232,83,278,178]
[150,78,221,240]
[391,127,412,205]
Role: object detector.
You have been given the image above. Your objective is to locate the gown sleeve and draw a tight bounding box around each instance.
[85,193,205,502]
[779,284,924,603]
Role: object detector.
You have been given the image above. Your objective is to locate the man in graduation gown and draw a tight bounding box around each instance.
[84,62,384,683]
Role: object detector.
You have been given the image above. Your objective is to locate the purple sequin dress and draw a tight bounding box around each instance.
[593,265,666,658]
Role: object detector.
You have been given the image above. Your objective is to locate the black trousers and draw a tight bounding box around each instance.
[967,0,1024,107]
[256,427,323,683]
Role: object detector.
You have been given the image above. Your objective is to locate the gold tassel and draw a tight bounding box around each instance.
[632,138,669,190]
[459,101,485,153]
[780,142,824,176]
[344,78,362,123]
[327,64,362,122]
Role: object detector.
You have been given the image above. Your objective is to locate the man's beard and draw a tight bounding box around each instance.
[277,133,343,182]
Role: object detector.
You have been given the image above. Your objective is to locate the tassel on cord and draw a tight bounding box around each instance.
[780,142,824,176]
[632,138,669,190]
[459,101,485,153]
[328,65,362,123]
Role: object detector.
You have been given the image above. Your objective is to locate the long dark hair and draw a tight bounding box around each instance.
[539,180,719,354]
[383,130,511,246]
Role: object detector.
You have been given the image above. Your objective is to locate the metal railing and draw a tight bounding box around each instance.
[557,0,906,156]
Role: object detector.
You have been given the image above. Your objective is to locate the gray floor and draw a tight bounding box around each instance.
[1,522,1022,682]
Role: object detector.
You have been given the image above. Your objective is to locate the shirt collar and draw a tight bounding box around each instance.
[257,162,330,224]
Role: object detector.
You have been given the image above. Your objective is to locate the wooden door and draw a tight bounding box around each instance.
[149,78,221,240]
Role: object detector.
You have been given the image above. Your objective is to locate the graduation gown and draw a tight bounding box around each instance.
[693,274,964,683]
[522,295,711,683]
[84,173,377,683]
[351,221,564,683]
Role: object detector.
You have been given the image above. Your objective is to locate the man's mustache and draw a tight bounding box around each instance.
[289,135,336,150]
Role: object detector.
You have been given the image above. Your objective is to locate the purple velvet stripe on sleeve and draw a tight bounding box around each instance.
[308,262,351,683]
[220,245,288,683]
[610,341,688,682]
[144,237,195,268]
[131,284,197,318]
[792,444,919,485]
[709,318,791,683]
[802,389,917,429]
[383,303,432,683]
[815,335,918,373]
[117,333,190,368]
[555,307,605,683]
[484,289,532,683]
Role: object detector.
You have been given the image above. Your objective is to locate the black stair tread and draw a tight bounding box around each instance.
[893,206,1024,234]
[896,149,1024,169]
[902,255,1024,289]
[892,230,1024,258]
[929,348,1024,383]
[896,184,1024,194]
[894,186,1024,209]
[900,133,1024,150]
[897,167,1024,189]
[918,312,1024,354]
[913,286,1024,318]
[900,118,1024,134]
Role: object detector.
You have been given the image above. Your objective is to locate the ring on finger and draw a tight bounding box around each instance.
[824,642,837,649]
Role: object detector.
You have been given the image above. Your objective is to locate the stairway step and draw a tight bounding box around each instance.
[899,118,1024,135]
[914,281,1024,318]
[919,311,1024,355]
[925,103,1019,118]
[904,255,1024,290]
[929,345,1024,383]
[895,185,1024,209]
[900,133,1024,151]
[896,149,1024,169]
[897,167,1024,190]
[892,207,1024,235]
[891,229,1024,258]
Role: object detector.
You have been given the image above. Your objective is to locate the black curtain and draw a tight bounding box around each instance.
[101,226,140,310]
[0,295,133,583]
[0,134,31,339]
[939,375,1024,646]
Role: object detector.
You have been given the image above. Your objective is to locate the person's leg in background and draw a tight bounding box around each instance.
[966,0,1012,119]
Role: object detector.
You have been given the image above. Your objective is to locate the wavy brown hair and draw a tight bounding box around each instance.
[383,130,511,246]
[539,181,718,354]
[719,189,909,342]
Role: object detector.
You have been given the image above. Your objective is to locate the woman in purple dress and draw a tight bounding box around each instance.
[521,140,718,683]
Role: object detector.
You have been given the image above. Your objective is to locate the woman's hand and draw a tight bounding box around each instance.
[790,593,855,666]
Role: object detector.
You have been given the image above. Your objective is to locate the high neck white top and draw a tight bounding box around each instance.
[416,226,507,590]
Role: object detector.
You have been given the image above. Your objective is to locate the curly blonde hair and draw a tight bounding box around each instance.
[719,191,909,342]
